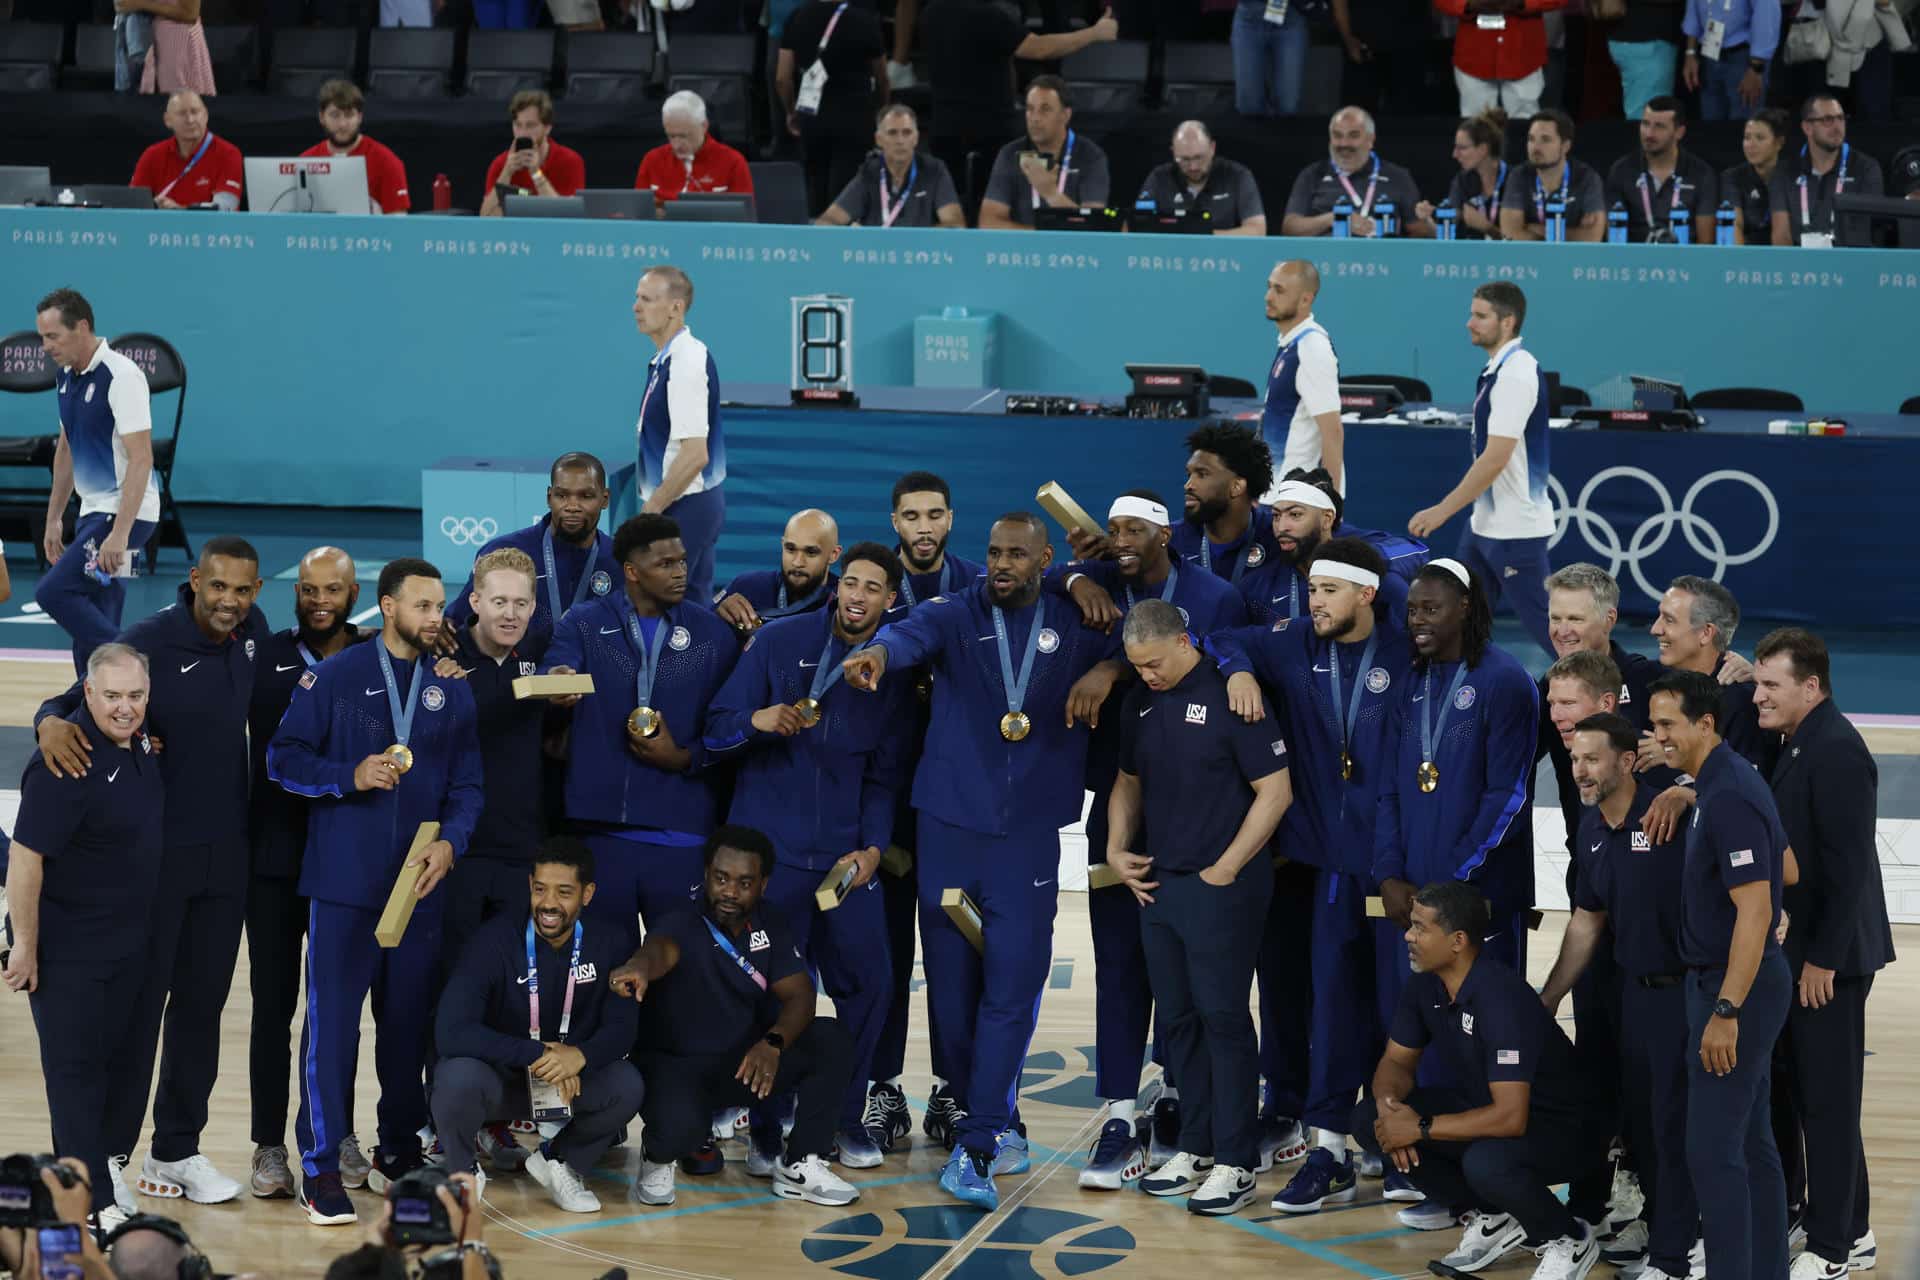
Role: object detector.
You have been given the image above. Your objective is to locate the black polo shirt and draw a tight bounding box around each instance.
[779,0,886,126]
[1136,157,1265,230]
[830,151,961,227]
[14,710,165,966]
[1768,145,1885,239]
[453,626,551,863]
[1721,160,1776,243]
[1603,150,1719,241]
[1573,783,1685,979]
[636,905,807,1057]
[1680,742,1787,968]
[248,625,368,879]
[919,0,1025,139]
[1390,954,1609,1121]
[1284,153,1423,227]
[981,132,1112,222]
[1117,659,1287,874]
[1499,159,1607,230]
[1444,163,1509,237]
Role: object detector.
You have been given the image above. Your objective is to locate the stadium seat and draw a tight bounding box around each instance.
[1209,375,1259,399]
[1552,382,1591,412]
[267,27,358,99]
[203,24,261,91]
[109,333,193,563]
[666,34,755,150]
[0,22,62,92]
[0,329,61,558]
[561,31,655,105]
[1300,44,1342,117]
[1343,373,1433,402]
[367,27,454,100]
[66,24,117,92]
[1901,395,1920,415]
[1689,386,1805,412]
[466,30,555,99]
[1061,41,1149,115]
[1162,42,1234,116]
[748,161,807,225]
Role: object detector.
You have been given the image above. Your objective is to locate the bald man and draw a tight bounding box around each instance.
[130,91,245,210]
[1134,120,1267,235]
[1281,107,1428,239]
[712,508,843,632]
[1261,261,1346,496]
[246,546,374,1199]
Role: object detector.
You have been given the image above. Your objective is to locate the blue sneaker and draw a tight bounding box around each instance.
[939,1146,997,1211]
[1382,1169,1425,1202]
[1078,1119,1147,1191]
[1147,1097,1182,1170]
[1270,1148,1358,1213]
[990,1127,1030,1176]
[834,1126,884,1170]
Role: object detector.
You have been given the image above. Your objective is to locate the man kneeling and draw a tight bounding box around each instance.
[433,836,644,1213]
[1353,882,1611,1279]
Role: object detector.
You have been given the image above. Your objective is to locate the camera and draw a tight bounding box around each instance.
[386,1167,462,1248]
[0,1153,80,1229]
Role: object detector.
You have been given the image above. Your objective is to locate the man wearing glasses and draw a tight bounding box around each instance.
[1769,94,1883,247]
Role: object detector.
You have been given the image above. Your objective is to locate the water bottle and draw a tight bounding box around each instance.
[1134,193,1157,226]
[1607,201,1628,244]
[1376,198,1398,238]
[1669,205,1691,245]
[1331,196,1353,239]
[433,173,451,212]
[1715,200,1736,246]
[1435,200,1458,241]
[1545,194,1567,243]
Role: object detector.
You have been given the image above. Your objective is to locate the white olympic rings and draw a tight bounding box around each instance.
[1546,466,1779,603]
[440,516,500,547]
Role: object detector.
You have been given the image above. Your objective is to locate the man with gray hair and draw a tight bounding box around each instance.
[635,89,755,206]
[1109,598,1292,1218]
[1648,575,1772,772]
[818,104,965,228]
[1134,120,1267,235]
[1281,106,1431,238]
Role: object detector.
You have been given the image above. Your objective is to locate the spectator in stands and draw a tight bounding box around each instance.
[481,90,586,218]
[635,91,755,208]
[119,0,217,96]
[1498,109,1605,241]
[977,76,1112,230]
[1724,106,1790,243]
[1770,93,1882,246]
[817,104,965,228]
[130,90,243,210]
[1605,0,1684,117]
[379,0,435,25]
[1135,120,1267,235]
[1435,0,1562,118]
[886,0,918,88]
[1820,0,1910,122]
[1415,108,1506,239]
[1604,95,1718,243]
[919,0,1116,214]
[1232,0,1313,118]
[1281,107,1431,238]
[777,0,888,217]
[301,80,411,216]
[1681,0,1777,120]
[1332,0,1438,115]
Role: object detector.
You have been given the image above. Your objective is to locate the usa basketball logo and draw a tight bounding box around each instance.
[1365,667,1391,693]
[1454,685,1477,711]
[423,685,446,711]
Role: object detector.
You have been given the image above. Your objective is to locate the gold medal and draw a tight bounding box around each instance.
[1417,760,1440,793]
[628,706,662,738]
[999,711,1031,742]
[1340,750,1354,782]
[795,698,822,727]
[384,743,414,775]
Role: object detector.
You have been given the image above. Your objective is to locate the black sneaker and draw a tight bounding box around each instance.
[863,1082,912,1150]
[364,1144,426,1195]
[680,1141,724,1176]
[923,1086,967,1151]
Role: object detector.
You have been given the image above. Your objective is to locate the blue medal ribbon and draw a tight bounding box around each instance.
[1123,564,1179,612]
[1200,531,1256,584]
[375,643,423,747]
[1329,630,1379,776]
[992,604,1043,719]
[764,576,832,620]
[624,607,670,709]
[898,556,959,609]
[541,524,598,627]
[1419,660,1473,780]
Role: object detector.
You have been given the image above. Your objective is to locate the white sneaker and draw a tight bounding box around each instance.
[94,1204,131,1239]
[1603,1218,1651,1265]
[107,1155,135,1215]
[1850,1229,1878,1271]
[1530,1226,1599,1280]
[885,59,917,89]
[635,1159,676,1206]
[1688,1238,1706,1279]
[526,1150,600,1214]
[773,1154,860,1206]
[137,1154,241,1204]
[338,1134,372,1189]
[1187,1164,1257,1217]
[1792,1253,1850,1279]
[1140,1151,1213,1197]
[1441,1211,1527,1272]
[1607,1166,1645,1232]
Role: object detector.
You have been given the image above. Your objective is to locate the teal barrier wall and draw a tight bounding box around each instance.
[3,208,1909,508]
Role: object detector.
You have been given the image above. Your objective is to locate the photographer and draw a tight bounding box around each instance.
[326,1170,492,1280]
[0,1157,114,1279]
[479,91,585,218]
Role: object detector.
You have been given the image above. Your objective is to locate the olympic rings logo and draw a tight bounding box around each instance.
[1546,466,1779,603]
[440,516,500,547]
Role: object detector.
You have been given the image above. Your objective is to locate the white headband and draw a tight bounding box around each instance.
[1309,560,1381,590]
[1430,558,1472,589]
[1108,496,1170,527]
[1268,481,1336,512]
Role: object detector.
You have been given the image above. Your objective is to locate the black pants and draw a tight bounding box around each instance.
[1621,979,1697,1274]
[1352,1089,1610,1244]
[247,869,315,1146]
[797,117,869,217]
[1565,946,1621,1224]
[1140,859,1271,1170]
[444,857,533,960]
[430,1056,644,1176]
[1255,857,1312,1120]
[31,954,156,1212]
[635,1017,852,1162]
[929,127,1012,220]
[1782,971,1874,1264]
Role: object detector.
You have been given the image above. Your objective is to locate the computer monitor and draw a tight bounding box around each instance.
[663,193,756,223]
[244,156,373,214]
[0,165,50,206]
[504,194,587,218]
[581,188,655,220]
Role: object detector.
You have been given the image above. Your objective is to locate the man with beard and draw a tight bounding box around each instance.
[33,536,269,1211]
[1169,422,1281,587]
[299,79,412,215]
[704,543,913,1170]
[246,545,374,1200]
[1213,539,1417,1214]
[841,512,1109,1210]
[1259,260,1344,493]
[1239,477,1426,628]
[445,452,617,655]
[712,508,842,632]
[1053,492,1244,1188]
[269,558,483,1225]
[543,514,740,962]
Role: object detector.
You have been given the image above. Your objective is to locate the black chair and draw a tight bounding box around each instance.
[1343,373,1433,402]
[1688,386,1804,412]
[0,330,62,557]
[561,31,654,105]
[666,34,756,147]
[108,333,191,563]
[1061,41,1150,114]
[0,165,53,206]
[203,24,260,91]
[367,27,453,99]
[1208,375,1259,399]
[1900,395,1920,415]
[267,27,358,98]
[1553,383,1591,413]
[66,25,118,92]
[747,161,807,224]
[465,30,555,98]
[1162,41,1234,115]
[0,22,61,92]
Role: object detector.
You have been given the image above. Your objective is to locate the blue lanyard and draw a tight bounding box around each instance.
[541,524,597,626]
[992,604,1043,717]
[1201,530,1256,584]
[880,157,919,226]
[1123,564,1179,612]
[1287,569,1303,619]
[1032,130,1076,209]
[1420,661,1472,770]
[624,607,670,708]
[703,916,767,991]
[1477,160,1507,213]
[526,919,582,1042]
[899,557,959,609]
[375,644,422,747]
[808,627,867,703]
[1329,631,1380,765]
[1533,163,1569,216]
[765,576,831,619]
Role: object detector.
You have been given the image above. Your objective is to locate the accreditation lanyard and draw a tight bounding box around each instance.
[1473,161,1507,216]
[992,604,1043,721]
[156,131,215,203]
[704,916,768,991]
[1328,631,1380,772]
[880,158,919,228]
[1334,154,1382,218]
[624,608,670,709]
[375,644,423,750]
[899,557,959,609]
[526,919,582,1043]
[1419,661,1472,781]
[1533,163,1570,221]
[1032,130,1076,210]
[1123,565,1179,612]
[1637,167,1684,230]
[541,525,597,626]
[1798,144,1849,230]
[1201,530,1257,584]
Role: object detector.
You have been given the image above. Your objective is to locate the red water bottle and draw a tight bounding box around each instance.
[433,173,451,212]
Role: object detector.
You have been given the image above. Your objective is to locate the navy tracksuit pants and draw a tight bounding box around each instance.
[30,953,156,1213]
[1256,857,1315,1120]
[1304,870,1382,1134]
[1084,781,1161,1102]
[576,830,705,963]
[663,486,725,611]
[1622,976,1698,1276]
[36,511,156,675]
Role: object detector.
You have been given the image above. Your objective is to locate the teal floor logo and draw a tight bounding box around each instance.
[1019,1045,1101,1110]
[802,1205,1135,1279]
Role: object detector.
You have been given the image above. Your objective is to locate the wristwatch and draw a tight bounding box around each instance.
[764,1031,786,1050]
[1418,1114,1433,1140]
[1747,57,1766,72]
[1711,998,1741,1020]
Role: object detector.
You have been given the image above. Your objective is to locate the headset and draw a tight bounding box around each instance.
[99,1214,214,1280]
